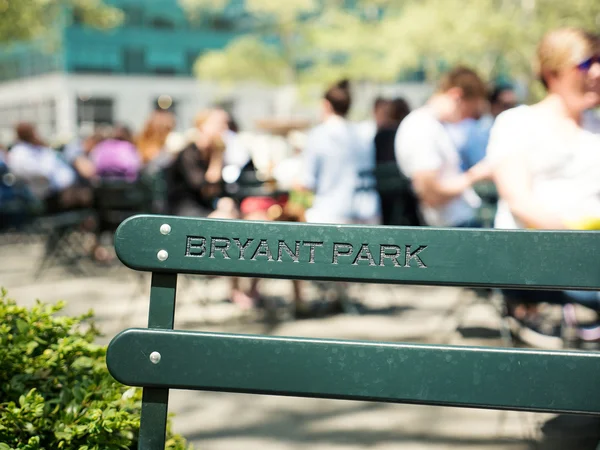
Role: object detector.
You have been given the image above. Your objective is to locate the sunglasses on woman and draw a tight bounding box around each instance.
[577,56,600,71]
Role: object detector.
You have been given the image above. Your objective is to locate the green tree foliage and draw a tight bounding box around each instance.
[182,0,322,85]
[0,290,189,450]
[0,0,123,44]
[384,0,600,82]
[181,0,600,91]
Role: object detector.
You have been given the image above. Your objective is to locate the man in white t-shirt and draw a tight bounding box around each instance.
[394,67,490,227]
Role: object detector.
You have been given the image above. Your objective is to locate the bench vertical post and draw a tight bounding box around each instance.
[138,273,178,450]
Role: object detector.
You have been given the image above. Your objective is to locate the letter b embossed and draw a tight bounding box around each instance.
[186,236,206,258]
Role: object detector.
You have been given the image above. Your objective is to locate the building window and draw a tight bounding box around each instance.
[123,48,146,74]
[125,7,144,27]
[18,103,36,123]
[77,97,114,126]
[149,17,176,30]
[208,16,236,31]
[72,66,115,74]
[0,99,57,141]
[186,51,202,75]
[153,67,177,76]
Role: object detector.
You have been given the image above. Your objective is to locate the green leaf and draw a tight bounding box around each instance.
[102,408,117,419]
[25,340,39,355]
[55,430,72,440]
[71,356,94,370]
[72,387,85,403]
[15,318,29,334]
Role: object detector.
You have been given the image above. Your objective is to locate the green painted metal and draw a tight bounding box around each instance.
[147,273,178,329]
[115,215,600,290]
[137,273,178,450]
[139,389,170,450]
[107,214,600,448]
[107,328,600,415]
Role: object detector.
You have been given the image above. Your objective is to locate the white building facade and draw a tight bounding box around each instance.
[0,72,432,146]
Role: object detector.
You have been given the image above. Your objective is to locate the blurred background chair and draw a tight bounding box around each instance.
[94,176,155,236]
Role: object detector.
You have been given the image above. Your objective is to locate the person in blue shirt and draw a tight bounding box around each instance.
[7,123,93,213]
[301,79,364,224]
[458,84,518,171]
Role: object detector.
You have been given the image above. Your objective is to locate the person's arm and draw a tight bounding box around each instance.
[205,149,223,185]
[466,158,494,184]
[411,170,473,208]
[73,156,96,180]
[493,152,566,230]
[395,120,473,208]
[202,149,224,199]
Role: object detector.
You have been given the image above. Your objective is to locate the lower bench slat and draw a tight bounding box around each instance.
[107,328,600,415]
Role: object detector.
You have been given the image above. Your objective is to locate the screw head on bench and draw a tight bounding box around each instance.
[149,351,161,364]
[157,250,169,261]
[160,224,171,235]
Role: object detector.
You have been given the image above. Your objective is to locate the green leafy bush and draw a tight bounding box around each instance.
[0,289,190,450]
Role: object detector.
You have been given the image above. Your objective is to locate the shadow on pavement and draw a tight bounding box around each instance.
[538,415,600,450]
[183,399,533,448]
[457,326,502,340]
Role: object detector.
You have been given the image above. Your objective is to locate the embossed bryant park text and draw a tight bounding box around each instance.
[184,236,428,268]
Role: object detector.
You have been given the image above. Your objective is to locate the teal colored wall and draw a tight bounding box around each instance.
[0,0,249,81]
[64,26,241,75]
[64,0,248,76]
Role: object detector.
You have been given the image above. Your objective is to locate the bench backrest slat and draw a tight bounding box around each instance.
[107,328,600,415]
[115,215,600,290]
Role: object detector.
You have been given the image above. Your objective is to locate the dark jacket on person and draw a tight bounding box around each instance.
[373,126,423,226]
[165,144,218,216]
[374,127,398,164]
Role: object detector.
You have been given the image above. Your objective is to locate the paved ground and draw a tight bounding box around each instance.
[2,241,600,450]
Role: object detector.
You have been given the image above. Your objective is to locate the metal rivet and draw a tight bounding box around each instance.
[160,224,171,235]
[149,351,161,364]
[157,250,169,261]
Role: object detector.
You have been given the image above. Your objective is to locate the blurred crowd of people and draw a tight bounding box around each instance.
[1,27,599,340]
[390,26,599,348]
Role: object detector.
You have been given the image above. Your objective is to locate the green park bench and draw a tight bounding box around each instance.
[107,214,600,449]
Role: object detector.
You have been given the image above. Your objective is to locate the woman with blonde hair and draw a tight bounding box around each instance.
[487,28,600,348]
